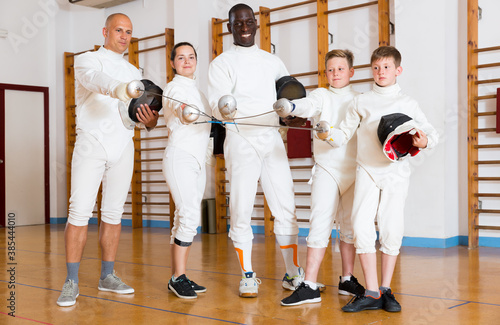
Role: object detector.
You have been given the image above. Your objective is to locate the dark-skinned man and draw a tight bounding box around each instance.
[208,3,304,298]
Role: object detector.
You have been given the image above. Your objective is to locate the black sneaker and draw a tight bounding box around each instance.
[281,282,321,306]
[341,292,383,312]
[382,289,401,312]
[168,274,197,299]
[188,279,207,293]
[338,275,365,296]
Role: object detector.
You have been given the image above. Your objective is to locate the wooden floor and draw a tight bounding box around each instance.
[1,224,500,324]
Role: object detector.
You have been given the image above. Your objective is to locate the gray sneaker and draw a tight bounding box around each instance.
[57,279,79,307]
[282,267,305,290]
[98,271,134,294]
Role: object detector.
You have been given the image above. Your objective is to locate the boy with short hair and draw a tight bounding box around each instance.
[275,49,365,306]
[330,46,438,312]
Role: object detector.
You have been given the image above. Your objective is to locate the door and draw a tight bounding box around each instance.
[0,84,49,226]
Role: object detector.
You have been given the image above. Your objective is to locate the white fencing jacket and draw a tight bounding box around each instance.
[292,85,359,194]
[208,44,289,136]
[74,46,141,159]
[336,83,439,186]
[163,74,211,165]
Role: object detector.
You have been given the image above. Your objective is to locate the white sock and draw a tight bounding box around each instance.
[276,234,300,277]
[304,280,317,290]
[341,276,351,283]
[233,240,253,276]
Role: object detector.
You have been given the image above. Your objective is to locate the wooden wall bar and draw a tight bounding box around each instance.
[317,0,328,88]
[467,0,500,247]
[64,52,75,206]
[467,0,479,248]
[127,37,143,229]
[378,0,390,46]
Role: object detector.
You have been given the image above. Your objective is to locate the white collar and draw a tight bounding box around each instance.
[372,82,401,96]
[329,84,353,95]
[231,44,259,53]
[173,74,197,86]
[99,46,125,60]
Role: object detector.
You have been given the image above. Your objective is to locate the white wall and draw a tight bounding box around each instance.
[394,0,456,239]
[0,0,482,244]
[1,0,63,222]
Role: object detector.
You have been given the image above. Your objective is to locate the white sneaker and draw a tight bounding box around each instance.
[282,267,305,290]
[239,272,261,298]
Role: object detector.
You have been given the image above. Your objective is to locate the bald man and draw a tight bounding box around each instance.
[57,13,159,307]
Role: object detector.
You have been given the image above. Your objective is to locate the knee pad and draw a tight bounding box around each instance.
[174,238,192,247]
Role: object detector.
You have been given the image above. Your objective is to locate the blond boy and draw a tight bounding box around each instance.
[275,49,365,306]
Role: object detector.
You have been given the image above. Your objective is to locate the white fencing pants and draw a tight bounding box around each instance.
[224,130,299,243]
[163,146,206,243]
[351,166,409,255]
[306,165,354,248]
[68,132,134,226]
